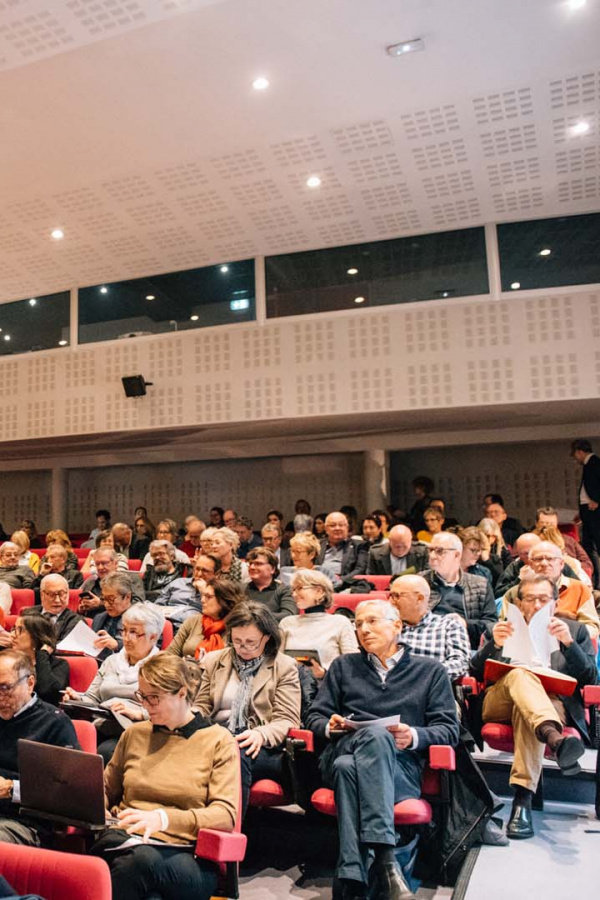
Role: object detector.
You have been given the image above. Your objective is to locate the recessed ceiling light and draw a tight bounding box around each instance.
[306,175,321,189]
[354,296,366,304]
[347,268,358,275]
[50,228,64,240]
[145,294,155,300]
[99,286,108,294]
[511,281,521,290]
[190,315,199,321]
[220,265,229,273]
[571,120,590,136]
[442,292,449,298]
[58,339,67,346]
[4,335,10,341]
[386,38,425,57]
[28,298,37,306]
[539,248,552,256]
[252,76,270,91]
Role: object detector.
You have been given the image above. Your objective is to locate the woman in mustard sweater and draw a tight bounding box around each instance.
[91,654,239,900]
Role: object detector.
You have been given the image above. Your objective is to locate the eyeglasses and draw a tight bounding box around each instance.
[355,616,389,630]
[11,626,25,635]
[530,555,562,563]
[0,674,28,695]
[389,592,418,601]
[427,547,455,556]
[42,590,68,600]
[134,689,172,707]
[231,637,266,651]
[122,629,146,639]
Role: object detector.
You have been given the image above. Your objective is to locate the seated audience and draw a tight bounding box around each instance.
[81,508,112,549]
[64,603,163,764]
[42,530,79,570]
[0,542,36,589]
[22,574,83,641]
[316,512,368,584]
[178,516,204,558]
[10,614,69,706]
[367,524,429,576]
[140,519,190,573]
[428,498,459,528]
[209,505,225,527]
[372,508,392,536]
[484,497,525,547]
[389,574,470,680]
[294,513,314,533]
[500,541,600,638]
[92,653,238,900]
[245,548,296,621]
[0,649,80,845]
[416,506,445,543]
[409,475,435,532]
[280,530,338,586]
[422,532,497,649]
[285,499,311,536]
[34,544,84,593]
[223,509,238,528]
[535,506,593,578]
[459,527,493,586]
[306,598,459,900]
[478,517,513,570]
[313,513,327,539]
[261,522,291,567]
[190,552,221,595]
[210,527,248,583]
[494,533,542,598]
[471,574,597,839]
[198,526,218,555]
[81,529,129,575]
[359,514,386,551]
[167,580,245,659]
[143,541,197,624]
[265,509,284,528]
[134,515,156,543]
[234,516,262,559]
[10,530,40,575]
[80,549,145,617]
[281,569,358,678]
[534,523,592,586]
[112,522,150,561]
[91,572,136,661]
[18,519,42,549]
[194,601,301,813]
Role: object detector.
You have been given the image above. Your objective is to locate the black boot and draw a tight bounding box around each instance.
[506,804,534,839]
[368,859,416,900]
[333,876,367,900]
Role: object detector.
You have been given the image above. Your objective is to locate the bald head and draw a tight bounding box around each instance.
[389,574,430,625]
[388,525,413,559]
[514,532,541,564]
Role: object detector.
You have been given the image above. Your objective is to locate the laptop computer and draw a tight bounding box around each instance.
[18,739,108,831]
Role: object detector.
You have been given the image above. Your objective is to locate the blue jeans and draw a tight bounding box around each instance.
[321,726,423,884]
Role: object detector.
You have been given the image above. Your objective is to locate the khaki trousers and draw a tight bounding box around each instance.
[482,668,566,792]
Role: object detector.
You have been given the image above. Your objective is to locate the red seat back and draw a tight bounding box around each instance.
[68,589,81,611]
[65,656,98,693]
[354,574,392,591]
[329,592,389,615]
[128,558,142,571]
[10,589,35,614]
[0,843,111,900]
[162,620,173,649]
[73,719,98,753]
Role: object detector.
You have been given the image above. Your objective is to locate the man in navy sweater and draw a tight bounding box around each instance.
[306,599,459,900]
[0,649,80,845]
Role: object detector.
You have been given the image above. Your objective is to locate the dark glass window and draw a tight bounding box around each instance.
[0,291,70,356]
[498,212,600,291]
[266,228,488,318]
[78,260,255,344]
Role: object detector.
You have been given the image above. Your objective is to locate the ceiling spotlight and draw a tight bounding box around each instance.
[3,335,10,341]
[511,281,521,290]
[539,248,552,257]
[347,268,358,275]
[442,292,449,298]
[145,294,155,300]
[386,38,425,57]
[354,296,366,304]
[50,228,64,240]
[99,286,108,294]
[58,339,67,346]
[220,265,229,273]
[571,120,590,136]
[252,76,270,91]
[190,315,199,321]
[306,175,322,189]
[28,298,37,306]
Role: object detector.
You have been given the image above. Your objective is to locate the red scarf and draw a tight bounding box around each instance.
[195,616,226,658]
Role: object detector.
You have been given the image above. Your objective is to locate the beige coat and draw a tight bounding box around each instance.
[194,647,301,747]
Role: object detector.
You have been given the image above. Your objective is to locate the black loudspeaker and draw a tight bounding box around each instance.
[121,375,151,398]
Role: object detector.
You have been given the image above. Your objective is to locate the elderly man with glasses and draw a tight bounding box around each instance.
[22,573,83,641]
[0,542,35,590]
[0,648,80,845]
[471,573,597,839]
[421,532,497,649]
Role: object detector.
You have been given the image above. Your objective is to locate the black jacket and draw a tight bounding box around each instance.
[580,454,600,506]
[367,542,429,576]
[22,606,83,642]
[316,538,368,580]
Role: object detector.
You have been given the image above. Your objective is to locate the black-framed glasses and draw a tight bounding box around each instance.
[0,674,28,695]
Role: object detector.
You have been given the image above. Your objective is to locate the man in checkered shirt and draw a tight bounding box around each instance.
[389,574,470,680]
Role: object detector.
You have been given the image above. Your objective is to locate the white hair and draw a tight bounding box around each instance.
[355,599,397,623]
[122,603,164,642]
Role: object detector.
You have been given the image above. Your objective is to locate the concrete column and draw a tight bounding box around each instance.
[363,450,389,512]
[51,467,68,531]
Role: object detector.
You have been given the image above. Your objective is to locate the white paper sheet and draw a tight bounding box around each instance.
[104,836,192,851]
[503,604,534,666]
[343,714,401,730]
[502,602,558,668]
[56,620,102,657]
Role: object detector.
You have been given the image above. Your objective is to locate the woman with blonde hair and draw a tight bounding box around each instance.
[279,530,338,585]
[210,527,248,583]
[478,517,512,570]
[11,529,40,574]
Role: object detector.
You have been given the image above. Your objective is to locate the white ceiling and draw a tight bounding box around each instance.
[0,0,599,302]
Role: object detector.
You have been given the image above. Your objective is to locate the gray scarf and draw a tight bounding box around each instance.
[227,651,266,735]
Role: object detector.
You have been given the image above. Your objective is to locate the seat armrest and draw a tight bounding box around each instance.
[288,728,314,752]
[195,829,247,862]
[428,745,456,770]
[455,675,480,695]
[583,685,600,707]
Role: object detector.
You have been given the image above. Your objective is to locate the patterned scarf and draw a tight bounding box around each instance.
[227,651,265,735]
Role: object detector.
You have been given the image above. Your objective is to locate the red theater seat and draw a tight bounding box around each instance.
[64,656,98,693]
[10,589,35,614]
[0,844,111,900]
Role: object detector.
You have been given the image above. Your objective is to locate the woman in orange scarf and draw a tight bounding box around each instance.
[165,580,245,660]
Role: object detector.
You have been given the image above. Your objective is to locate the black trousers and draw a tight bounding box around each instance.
[580,505,600,589]
[239,746,287,816]
[91,828,218,900]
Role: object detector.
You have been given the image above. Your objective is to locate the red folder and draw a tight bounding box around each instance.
[484,659,577,697]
